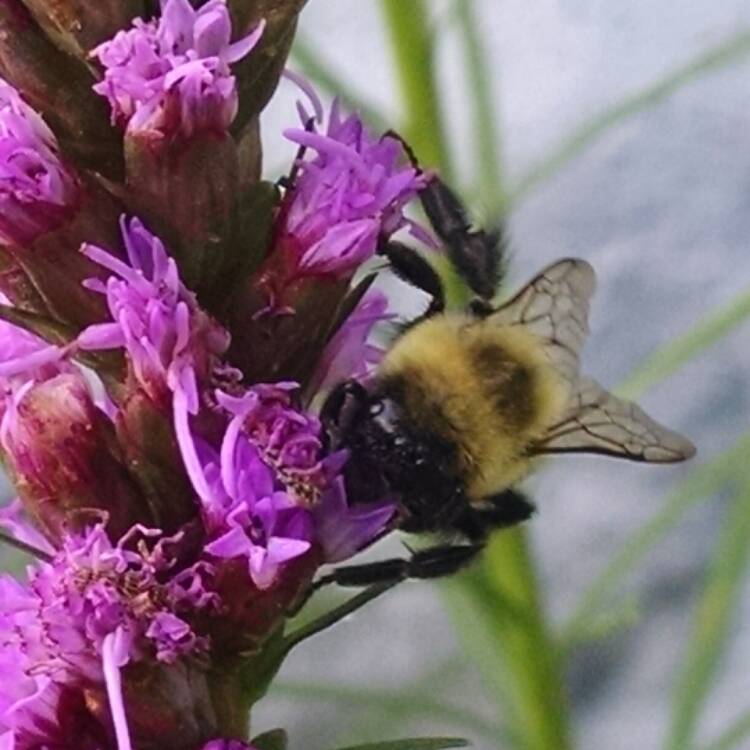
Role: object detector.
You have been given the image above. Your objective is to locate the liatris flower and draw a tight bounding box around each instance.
[91,0,268,296]
[225,88,428,387]
[0,76,124,327]
[259,95,429,314]
[0,3,448,746]
[92,0,264,138]
[78,216,233,529]
[79,216,231,411]
[0,78,79,247]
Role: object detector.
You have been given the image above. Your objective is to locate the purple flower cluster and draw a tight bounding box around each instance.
[78,217,232,475]
[0,0,427,745]
[0,522,215,749]
[92,0,264,138]
[255,89,428,315]
[0,80,79,246]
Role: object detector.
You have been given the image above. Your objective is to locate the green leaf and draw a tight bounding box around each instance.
[508,29,750,207]
[251,728,288,750]
[665,470,750,750]
[282,582,397,652]
[329,737,470,750]
[560,433,750,649]
[617,285,750,400]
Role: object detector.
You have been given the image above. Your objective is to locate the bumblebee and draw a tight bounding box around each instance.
[318,176,696,589]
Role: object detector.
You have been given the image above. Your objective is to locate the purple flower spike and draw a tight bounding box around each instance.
[0,78,79,246]
[202,741,259,750]
[92,0,265,137]
[279,95,429,278]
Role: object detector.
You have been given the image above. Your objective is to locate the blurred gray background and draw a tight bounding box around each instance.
[252,1,750,748]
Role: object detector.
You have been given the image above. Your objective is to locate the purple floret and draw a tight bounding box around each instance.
[92,0,264,137]
[281,95,430,278]
[0,79,79,246]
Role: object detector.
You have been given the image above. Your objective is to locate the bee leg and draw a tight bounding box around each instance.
[378,239,445,315]
[313,543,483,589]
[453,490,535,541]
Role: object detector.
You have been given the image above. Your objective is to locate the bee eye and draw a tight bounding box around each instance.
[369,402,384,416]
[393,435,407,447]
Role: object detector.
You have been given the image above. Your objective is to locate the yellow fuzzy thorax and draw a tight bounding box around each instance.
[378,313,571,501]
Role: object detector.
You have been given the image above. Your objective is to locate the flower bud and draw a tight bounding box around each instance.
[123,132,241,293]
[92,0,263,140]
[115,386,204,535]
[0,0,121,176]
[0,77,131,330]
[0,372,154,542]
[0,78,80,247]
[91,0,265,292]
[118,660,218,750]
[203,740,259,750]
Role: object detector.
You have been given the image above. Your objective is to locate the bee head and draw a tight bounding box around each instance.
[322,380,465,528]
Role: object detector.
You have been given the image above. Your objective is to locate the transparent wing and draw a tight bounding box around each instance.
[489,258,596,393]
[534,378,696,463]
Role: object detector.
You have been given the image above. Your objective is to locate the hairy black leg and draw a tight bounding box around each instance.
[380,129,507,301]
[314,543,483,589]
[484,489,536,526]
[419,177,506,301]
[452,489,535,542]
[452,490,535,540]
[378,239,445,315]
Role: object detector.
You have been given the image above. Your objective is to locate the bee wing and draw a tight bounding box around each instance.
[489,258,596,392]
[534,378,696,463]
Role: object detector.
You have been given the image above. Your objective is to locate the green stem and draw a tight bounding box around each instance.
[210,662,252,739]
[665,470,750,750]
[480,529,573,750]
[282,582,397,651]
[444,533,572,749]
[380,8,570,747]
[454,0,505,215]
[379,0,453,179]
